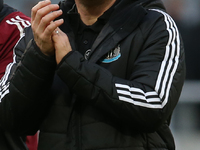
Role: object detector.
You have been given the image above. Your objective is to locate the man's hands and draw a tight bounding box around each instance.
[52,28,72,64]
[31,0,71,64]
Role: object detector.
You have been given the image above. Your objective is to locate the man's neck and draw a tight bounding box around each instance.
[75,0,116,26]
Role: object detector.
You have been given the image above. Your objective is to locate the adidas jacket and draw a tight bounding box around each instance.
[0,0,185,150]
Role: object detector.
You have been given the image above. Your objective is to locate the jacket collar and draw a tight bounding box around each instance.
[0,0,3,12]
[0,4,17,23]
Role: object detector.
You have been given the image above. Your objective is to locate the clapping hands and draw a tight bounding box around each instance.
[31,0,72,64]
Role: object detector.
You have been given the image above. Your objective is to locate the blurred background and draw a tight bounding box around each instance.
[4,0,200,149]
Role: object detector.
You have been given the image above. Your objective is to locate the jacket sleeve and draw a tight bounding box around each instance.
[0,26,57,135]
[56,9,185,132]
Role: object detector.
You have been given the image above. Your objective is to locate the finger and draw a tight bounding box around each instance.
[38,9,63,33]
[32,4,60,29]
[44,19,64,37]
[52,27,63,37]
[56,27,63,33]
[31,0,51,22]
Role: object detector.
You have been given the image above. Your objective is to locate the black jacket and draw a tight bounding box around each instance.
[0,0,185,150]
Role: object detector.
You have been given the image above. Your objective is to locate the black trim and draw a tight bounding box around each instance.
[0,0,3,12]
[0,4,17,23]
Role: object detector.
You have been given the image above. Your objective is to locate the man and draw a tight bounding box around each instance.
[0,0,185,150]
[0,1,38,150]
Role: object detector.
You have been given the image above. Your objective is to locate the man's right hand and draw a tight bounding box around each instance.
[31,0,64,56]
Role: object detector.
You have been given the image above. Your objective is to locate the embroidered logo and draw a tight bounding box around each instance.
[84,49,91,60]
[102,44,121,63]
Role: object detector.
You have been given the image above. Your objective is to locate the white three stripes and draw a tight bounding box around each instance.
[0,16,31,102]
[115,9,180,109]
[6,16,31,37]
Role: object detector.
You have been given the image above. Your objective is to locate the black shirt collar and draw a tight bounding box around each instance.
[68,0,120,34]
